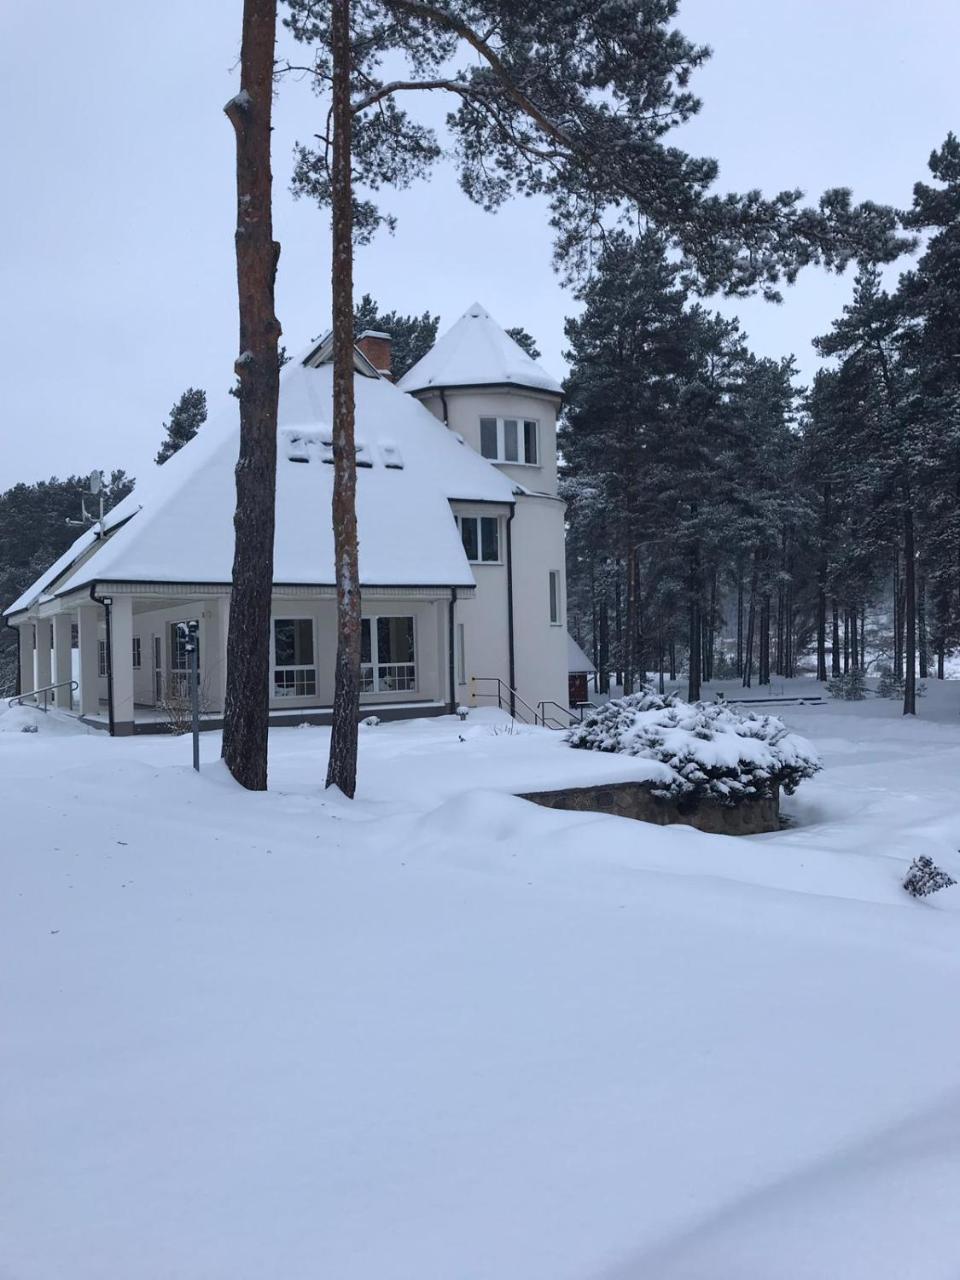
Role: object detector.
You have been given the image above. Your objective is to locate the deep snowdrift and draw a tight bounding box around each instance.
[3,693,960,1279]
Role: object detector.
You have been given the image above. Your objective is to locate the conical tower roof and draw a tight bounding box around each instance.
[397,302,562,396]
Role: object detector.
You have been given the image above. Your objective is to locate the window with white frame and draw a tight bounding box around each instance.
[456,622,466,685]
[361,616,416,693]
[132,637,142,669]
[549,570,562,625]
[479,416,539,465]
[273,618,317,698]
[98,640,107,678]
[457,514,500,563]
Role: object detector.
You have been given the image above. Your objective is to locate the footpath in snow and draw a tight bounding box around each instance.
[3,686,960,1279]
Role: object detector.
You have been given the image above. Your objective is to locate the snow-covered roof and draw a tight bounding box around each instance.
[5,348,517,616]
[567,633,596,674]
[397,302,563,397]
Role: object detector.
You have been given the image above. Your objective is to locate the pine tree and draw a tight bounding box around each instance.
[814,265,923,714]
[504,327,540,361]
[222,0,282,791]
[0,471,135,693]
[155,388,207,464]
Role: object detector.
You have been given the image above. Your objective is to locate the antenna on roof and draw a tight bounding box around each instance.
[66,470,106,536]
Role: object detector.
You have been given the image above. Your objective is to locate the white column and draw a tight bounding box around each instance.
[53,614,73,708]
[110,595,135,734]
[77,605,100,717]
[35,619,53,704]
[17,624,34,697]
[201,599,226,713]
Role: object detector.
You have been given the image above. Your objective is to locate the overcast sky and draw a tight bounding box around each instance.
[0,1,956,491]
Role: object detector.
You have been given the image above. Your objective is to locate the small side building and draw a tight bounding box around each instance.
[567,633,596,707]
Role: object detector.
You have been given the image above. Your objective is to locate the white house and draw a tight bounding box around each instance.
[4,304,571,734]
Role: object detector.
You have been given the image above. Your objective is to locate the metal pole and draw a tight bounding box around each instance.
[189,622,200,772]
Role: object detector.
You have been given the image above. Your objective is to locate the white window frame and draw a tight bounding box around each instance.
[549,570,562,626]
[97,639,107,678]
[479,416,539,466]
[457,514,501,564]
[272,617,318,699]
[132,637,142,669]
[456,622,466,685]
[361,615,417,695]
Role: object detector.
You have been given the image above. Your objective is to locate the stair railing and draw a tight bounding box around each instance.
[8,680,79,713]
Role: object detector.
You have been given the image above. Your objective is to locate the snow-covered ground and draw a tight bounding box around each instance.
[4,686,960,1279]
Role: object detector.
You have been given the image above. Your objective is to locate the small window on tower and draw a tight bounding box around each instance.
[549,570,561,625]
[480,418,498,459]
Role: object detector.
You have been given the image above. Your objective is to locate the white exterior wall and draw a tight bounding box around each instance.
[418,387,561,496]
[510,494,569,713]
[417,384,569,715]
[449,502,512,708]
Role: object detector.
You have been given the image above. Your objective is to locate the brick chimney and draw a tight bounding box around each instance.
[356,330,392,380]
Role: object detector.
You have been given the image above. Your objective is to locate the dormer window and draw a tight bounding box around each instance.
[479,417,539,465]
[457,515,500,563]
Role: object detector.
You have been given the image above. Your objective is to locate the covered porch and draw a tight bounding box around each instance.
[9,583,464,735]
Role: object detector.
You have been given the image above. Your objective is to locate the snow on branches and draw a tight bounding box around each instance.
[566,689,821,806]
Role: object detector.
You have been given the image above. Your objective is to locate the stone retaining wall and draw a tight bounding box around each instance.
[519,781,779,836]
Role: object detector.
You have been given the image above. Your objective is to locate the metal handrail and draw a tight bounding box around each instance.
[537,699,579,729]
[8,679,79,713]
[470,676,542,726]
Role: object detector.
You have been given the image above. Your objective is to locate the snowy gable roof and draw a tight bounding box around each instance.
[397,302,563,396]
[567,633,596,675]
[6,349,517,614]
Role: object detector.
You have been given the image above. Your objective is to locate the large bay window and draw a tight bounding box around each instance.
[273,618,317,698]
[458,514,500,563]
[479,416,539,465]
[361,616,416,694]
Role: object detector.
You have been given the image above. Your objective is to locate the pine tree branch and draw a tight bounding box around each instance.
[380,0,587,161]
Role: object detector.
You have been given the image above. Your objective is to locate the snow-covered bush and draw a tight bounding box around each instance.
[360,715,381,727]
[903,855,956,899]
[456,705,470,721]
[876,666,902,699]
[827,671,866,701]
[566,688,821,806]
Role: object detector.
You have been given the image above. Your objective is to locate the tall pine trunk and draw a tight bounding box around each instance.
[687,547,702,702]
[623,549,637,695]
[222,0,281,791]
[758,594,770,686]
[742,554,759,689]
[903,502,917,716]
[918,572,928,679]
[831,599,841,676]
[326,0,362,795]
[598,591,610,696]
[817,486,829,681]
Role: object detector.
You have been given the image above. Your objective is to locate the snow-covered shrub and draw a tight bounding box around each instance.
[875,668,926,700]
[566,688,821,806]
[876,666,902,699]
[826,671,866,701]
[903,855,956,899]
[456,705,470,721]
[360,715,381,727]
